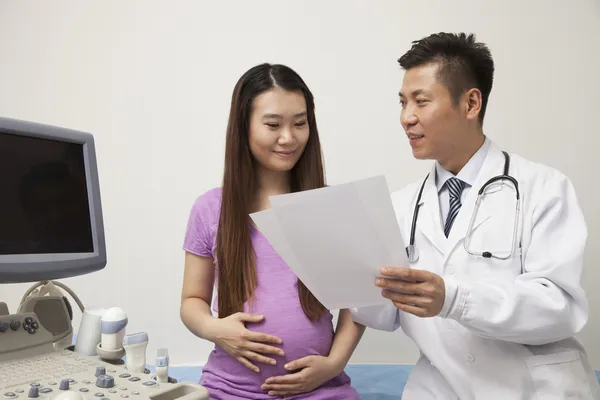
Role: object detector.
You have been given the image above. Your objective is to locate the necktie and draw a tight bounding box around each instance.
[444,178,465,237]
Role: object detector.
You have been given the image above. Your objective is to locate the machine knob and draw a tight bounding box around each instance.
[95,375,114,389]
[0,322,9,333]
[95,367,106,377]
[28,387,39,398]
[59,379,70,390]
[10,320,20,331]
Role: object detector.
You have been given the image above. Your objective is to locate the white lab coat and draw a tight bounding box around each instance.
[351,141,600,399]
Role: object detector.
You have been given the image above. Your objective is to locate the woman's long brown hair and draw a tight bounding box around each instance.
[216,63,326,321]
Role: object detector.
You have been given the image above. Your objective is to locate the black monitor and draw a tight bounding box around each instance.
[0,117,106,283]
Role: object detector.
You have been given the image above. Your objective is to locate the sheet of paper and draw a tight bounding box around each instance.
[250,175,409,310]
[249,208,320,294]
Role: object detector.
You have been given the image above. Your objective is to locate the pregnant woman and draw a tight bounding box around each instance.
[180,63,364,399]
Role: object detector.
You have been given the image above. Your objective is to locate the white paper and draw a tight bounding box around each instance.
[249,208,320,294]
[250,175,408,310]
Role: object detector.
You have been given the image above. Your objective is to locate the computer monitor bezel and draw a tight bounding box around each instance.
[0,116,107,283]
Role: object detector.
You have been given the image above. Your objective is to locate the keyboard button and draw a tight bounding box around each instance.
[96,376,114,389]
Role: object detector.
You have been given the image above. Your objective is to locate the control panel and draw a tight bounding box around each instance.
[0,350,209,400]
[0,311,209,400]
[0,312,55,361]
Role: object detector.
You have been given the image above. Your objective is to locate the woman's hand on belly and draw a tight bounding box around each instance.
[260,355,342,396]
[212,312,285,372]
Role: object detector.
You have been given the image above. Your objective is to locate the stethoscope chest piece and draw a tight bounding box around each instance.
[406,245,419,263]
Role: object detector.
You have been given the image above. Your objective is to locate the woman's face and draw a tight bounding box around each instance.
[248,87,310,173]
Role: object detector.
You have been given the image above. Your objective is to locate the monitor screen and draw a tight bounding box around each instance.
[0,117,106,283]
[0,133,94,255]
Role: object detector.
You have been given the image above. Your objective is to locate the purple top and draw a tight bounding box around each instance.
[183,188,359,399]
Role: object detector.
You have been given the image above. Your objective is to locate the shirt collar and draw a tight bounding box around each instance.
[435,136,490,192]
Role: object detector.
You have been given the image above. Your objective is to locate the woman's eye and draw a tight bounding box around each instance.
[295,121,307,127]
[265,123,279,128]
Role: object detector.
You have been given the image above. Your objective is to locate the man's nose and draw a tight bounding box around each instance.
[401,109,418,128]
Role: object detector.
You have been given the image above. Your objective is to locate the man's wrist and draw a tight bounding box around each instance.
[438,274,460,318]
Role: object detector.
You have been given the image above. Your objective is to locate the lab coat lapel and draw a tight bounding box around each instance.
[445,142,506,258]
[415,166,447,256]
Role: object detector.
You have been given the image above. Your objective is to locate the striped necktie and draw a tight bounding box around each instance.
[444,178,465,237]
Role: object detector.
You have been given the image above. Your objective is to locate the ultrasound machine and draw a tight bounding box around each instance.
[0,117,209,400]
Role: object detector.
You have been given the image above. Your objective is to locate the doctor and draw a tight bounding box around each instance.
[351,32,600,399]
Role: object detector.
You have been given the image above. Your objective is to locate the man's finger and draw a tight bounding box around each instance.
[375,278,421,294]
[380,267,428,282]
[382,291,432,307]
[392,301,432,317]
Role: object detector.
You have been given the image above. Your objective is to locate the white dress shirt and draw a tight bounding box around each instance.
[435,136,490,228]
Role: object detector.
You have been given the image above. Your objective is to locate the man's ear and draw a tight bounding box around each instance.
[464,88,482,121]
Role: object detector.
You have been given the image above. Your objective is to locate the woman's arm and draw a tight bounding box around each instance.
[327,309,366,371]
[180,252,284,372]
[180,252,220,341]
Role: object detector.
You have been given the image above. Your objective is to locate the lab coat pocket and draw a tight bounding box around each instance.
[525,350,595,399]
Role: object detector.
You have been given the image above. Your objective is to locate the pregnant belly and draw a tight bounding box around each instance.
[253,309,335,367]
[201,307,335,395]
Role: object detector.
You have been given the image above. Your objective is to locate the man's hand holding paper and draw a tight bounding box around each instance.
[375,267,446,318]
[250,175,409,311]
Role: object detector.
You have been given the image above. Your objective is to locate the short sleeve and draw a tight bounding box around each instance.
[183,189,220,258]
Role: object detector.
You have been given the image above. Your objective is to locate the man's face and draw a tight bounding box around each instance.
[399,62,467,165]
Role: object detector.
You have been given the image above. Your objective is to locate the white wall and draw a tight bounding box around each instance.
[1,0,599,368]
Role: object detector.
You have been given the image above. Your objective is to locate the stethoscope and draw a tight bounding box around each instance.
[406,151,521,263]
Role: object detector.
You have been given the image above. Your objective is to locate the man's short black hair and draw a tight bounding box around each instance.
[398,32,494,124]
